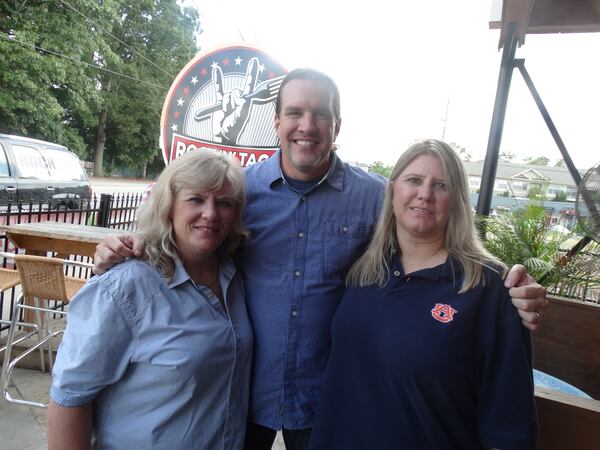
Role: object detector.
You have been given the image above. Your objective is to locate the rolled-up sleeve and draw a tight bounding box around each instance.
[50,279,135,407]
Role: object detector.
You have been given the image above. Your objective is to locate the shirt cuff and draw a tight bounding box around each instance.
[50,385,94,407]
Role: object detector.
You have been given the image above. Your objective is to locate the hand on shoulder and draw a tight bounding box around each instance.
[93,234,145,275]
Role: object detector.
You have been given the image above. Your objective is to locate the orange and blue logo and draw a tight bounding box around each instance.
[431,303,458,323]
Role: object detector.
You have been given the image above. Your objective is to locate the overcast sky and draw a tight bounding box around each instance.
[181,0,600,171]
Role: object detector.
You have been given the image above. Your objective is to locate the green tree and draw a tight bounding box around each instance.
[449,142,471,161]
[499,149,516,162]
[92,1,200,176]
[527,182,548,200]
[555,159,565,167]
[0,0,116,157]
[554,190,567,202]
[0,0,200,175]
[369,161,393,178]
[525,156,550,166]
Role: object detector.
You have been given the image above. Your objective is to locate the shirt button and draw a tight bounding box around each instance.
[394,270,401,277]
[298,232,304,238]
[342,225,348,233]
[300,196,306,202]
[294,270,301,277]
[406,277,411,281]
[292,310,298,317]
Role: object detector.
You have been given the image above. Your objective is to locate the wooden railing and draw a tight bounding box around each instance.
[536,387,600,450]
[533,295,600,399]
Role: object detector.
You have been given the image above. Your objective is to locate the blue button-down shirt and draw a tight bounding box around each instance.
[240,151,385,429]
[51,255,253,450]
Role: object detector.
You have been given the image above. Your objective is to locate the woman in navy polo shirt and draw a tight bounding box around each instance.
[309,140,537,450]
[47,150,253,450]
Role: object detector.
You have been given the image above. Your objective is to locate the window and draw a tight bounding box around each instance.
[12,144,50,179]
[469,177,481,188]
[43,148,87,181]
[0,145,10,177]
[495,180,508,190]
[512,181,528,191]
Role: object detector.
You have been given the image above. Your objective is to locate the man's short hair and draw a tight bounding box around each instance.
[275,68,341,123]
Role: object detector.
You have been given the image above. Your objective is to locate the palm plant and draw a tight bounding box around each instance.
[482,203,600,303]
[549,240,600,301]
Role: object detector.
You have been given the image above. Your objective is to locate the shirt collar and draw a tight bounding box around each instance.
[265,149,346,191]
[169,256,191,288]
[168,250,236,289]
[390,254,462,282]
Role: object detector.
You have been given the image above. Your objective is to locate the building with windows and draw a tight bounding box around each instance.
[463,161,585,229]
[463,161,584,202]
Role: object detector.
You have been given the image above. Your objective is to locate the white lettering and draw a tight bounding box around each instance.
[175,141,187,157]
[237,152,248,165]
[173,142,269,167]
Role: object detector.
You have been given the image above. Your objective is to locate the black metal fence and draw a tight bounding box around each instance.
[0,192,144,334]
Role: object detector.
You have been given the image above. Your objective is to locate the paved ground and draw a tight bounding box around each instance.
[0,368,49,450]
[0,367,285,450]
[90,176,152,196]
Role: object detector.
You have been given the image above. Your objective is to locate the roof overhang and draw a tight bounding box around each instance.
[490,0,600,48]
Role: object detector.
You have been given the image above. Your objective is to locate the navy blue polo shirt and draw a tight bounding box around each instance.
[309,257,538,450]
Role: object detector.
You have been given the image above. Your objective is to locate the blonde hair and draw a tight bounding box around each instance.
[136,150,248,280]
[347,139,506,293]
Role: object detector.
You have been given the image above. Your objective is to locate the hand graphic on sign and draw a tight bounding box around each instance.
[194,57,284,145]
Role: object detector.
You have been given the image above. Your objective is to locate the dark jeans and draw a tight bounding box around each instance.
[244,422,312,450]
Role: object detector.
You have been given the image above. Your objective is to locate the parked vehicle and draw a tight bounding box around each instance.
[0,134,92,208]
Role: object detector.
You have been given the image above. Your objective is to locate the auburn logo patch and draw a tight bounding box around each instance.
[431,303,457,323]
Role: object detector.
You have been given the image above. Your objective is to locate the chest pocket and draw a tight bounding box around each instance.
[322,221,373,278]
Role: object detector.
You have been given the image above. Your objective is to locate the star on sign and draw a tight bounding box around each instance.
[191,76,198,85]
[211,61,219,69]
[234,57,242,65]
[171,124,178,131]
[177,98,184,106]
[259,63,266,73]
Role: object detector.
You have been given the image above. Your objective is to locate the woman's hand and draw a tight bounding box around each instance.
[505,264,548,331]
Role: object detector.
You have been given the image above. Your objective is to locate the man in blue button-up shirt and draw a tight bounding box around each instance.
[239,69,386,450]
[94,68,548,450]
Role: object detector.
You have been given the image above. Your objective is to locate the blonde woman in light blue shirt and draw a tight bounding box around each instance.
[47,150,253,450]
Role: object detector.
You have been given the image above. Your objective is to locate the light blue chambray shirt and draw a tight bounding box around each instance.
[51,254,253,450]
[240,151,386,429]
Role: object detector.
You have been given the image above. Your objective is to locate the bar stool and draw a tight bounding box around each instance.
[0,252,44,370]
[1,254,91,408]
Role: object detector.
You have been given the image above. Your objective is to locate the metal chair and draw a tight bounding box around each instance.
[1,254,91,407]
[0,252,44,369]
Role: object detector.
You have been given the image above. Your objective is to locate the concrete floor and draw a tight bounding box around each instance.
[0,368,49,450]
